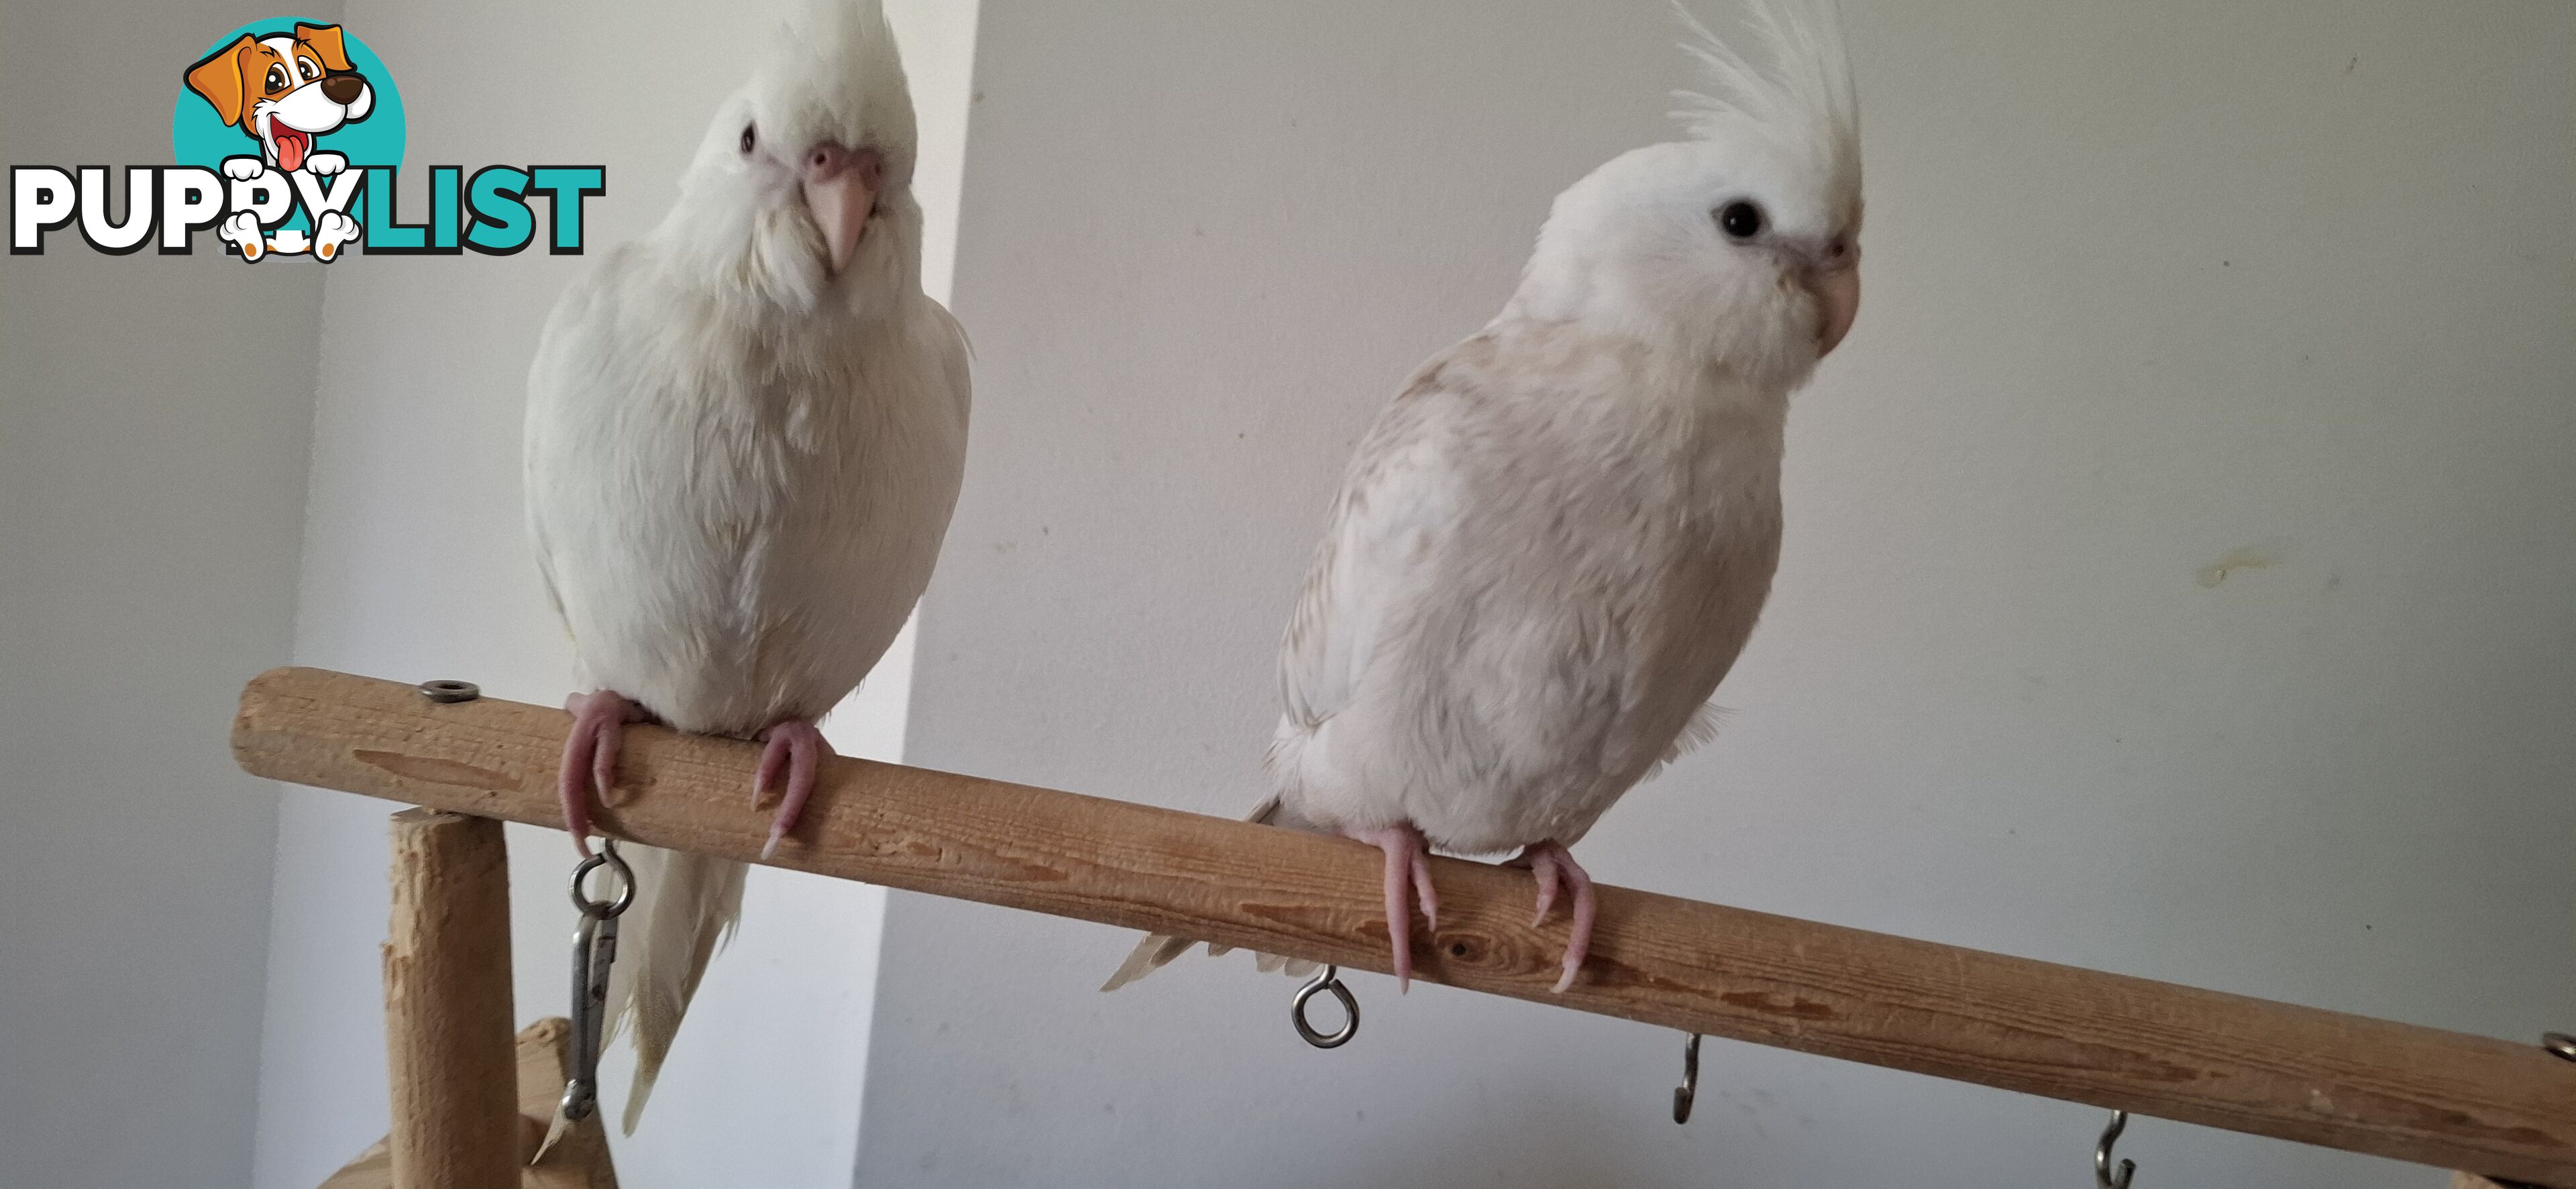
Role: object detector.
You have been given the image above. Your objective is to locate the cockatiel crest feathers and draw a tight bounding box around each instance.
[1513,0,1864,388]
[749,0,919,189]
[664,0,924,315]
[1670,0,1860,219]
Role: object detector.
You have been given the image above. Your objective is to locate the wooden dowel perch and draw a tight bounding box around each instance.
[233,667,2576,1186]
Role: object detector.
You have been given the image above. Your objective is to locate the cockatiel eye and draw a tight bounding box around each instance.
[740,123,757,155]
[1716,201,1765,240]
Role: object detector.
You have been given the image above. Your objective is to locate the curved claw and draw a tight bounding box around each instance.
[754,720,833,860]
[1515,840,1595,993]
[1348,824,1436,991]
[558,691,643,857]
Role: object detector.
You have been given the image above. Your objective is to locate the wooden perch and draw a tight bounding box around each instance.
[233,667,2576,1187]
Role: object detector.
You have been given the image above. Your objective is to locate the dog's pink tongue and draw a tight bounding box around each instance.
[277,130,307,172]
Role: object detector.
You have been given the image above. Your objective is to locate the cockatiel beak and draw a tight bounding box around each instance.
[801,143,883,275]
[1801,241,1862,357]
[1803,245,1865,363]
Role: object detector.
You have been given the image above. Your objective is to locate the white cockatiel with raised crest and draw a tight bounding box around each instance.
[523,0,967,1131]
[1109,0,1860,995]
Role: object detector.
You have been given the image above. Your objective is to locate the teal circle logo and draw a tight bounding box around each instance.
[172,19,403,241]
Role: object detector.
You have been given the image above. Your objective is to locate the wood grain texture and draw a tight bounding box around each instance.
[383,810,519,1189]
[237,667,2576,1186]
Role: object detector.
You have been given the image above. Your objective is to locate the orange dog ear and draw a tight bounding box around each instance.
[184,36,258,127]
[294,23,354,73]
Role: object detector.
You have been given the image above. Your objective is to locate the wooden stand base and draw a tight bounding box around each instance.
[318,1017,617,1188]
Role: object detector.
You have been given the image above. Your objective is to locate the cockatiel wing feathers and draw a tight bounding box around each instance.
[1277,380,1470,736]
[1101,370,1479,991]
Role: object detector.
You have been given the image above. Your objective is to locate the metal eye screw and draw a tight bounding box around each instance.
[568,841,637,917]
[418,679,481,703]
[1672,1032,1703,1124]
[2544,1032,2575,1062]
[2096,1110,2136,1189]
[1290,965,1359,1049]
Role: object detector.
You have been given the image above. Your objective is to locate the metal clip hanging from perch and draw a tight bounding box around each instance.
[536,840,633,1163]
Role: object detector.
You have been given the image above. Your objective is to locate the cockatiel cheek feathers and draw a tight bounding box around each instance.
[667,0,922,311]
[1519,0,1862,390]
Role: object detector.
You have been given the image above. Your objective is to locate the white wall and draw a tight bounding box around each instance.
[0,5,332,1188]
[247,3,977,1188]
[861,1,2575,1186]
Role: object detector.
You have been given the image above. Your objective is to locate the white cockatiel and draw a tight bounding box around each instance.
[523,0,967,1131]
[1110,1,1860,995]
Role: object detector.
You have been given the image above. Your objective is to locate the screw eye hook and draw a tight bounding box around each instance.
[570,838,636,917]
[1290,965,1358,1049]
[1672,1033,1702,1124]
[2095,1110,2137,1189]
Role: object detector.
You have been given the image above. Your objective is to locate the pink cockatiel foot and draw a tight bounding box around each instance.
[752,718,833,859]
[559,690,648,856]
[558,695,831,860]
[1346,822,1439,991]
[1510,840,1596,993]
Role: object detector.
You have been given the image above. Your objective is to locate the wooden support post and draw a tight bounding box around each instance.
[236,668,2576,1187]
[383,809,519,1189]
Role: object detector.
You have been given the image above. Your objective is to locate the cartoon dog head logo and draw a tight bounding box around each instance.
[178,21,390,260]
[186,23,374,176]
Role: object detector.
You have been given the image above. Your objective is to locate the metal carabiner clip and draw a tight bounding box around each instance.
[559,839,635,1125]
